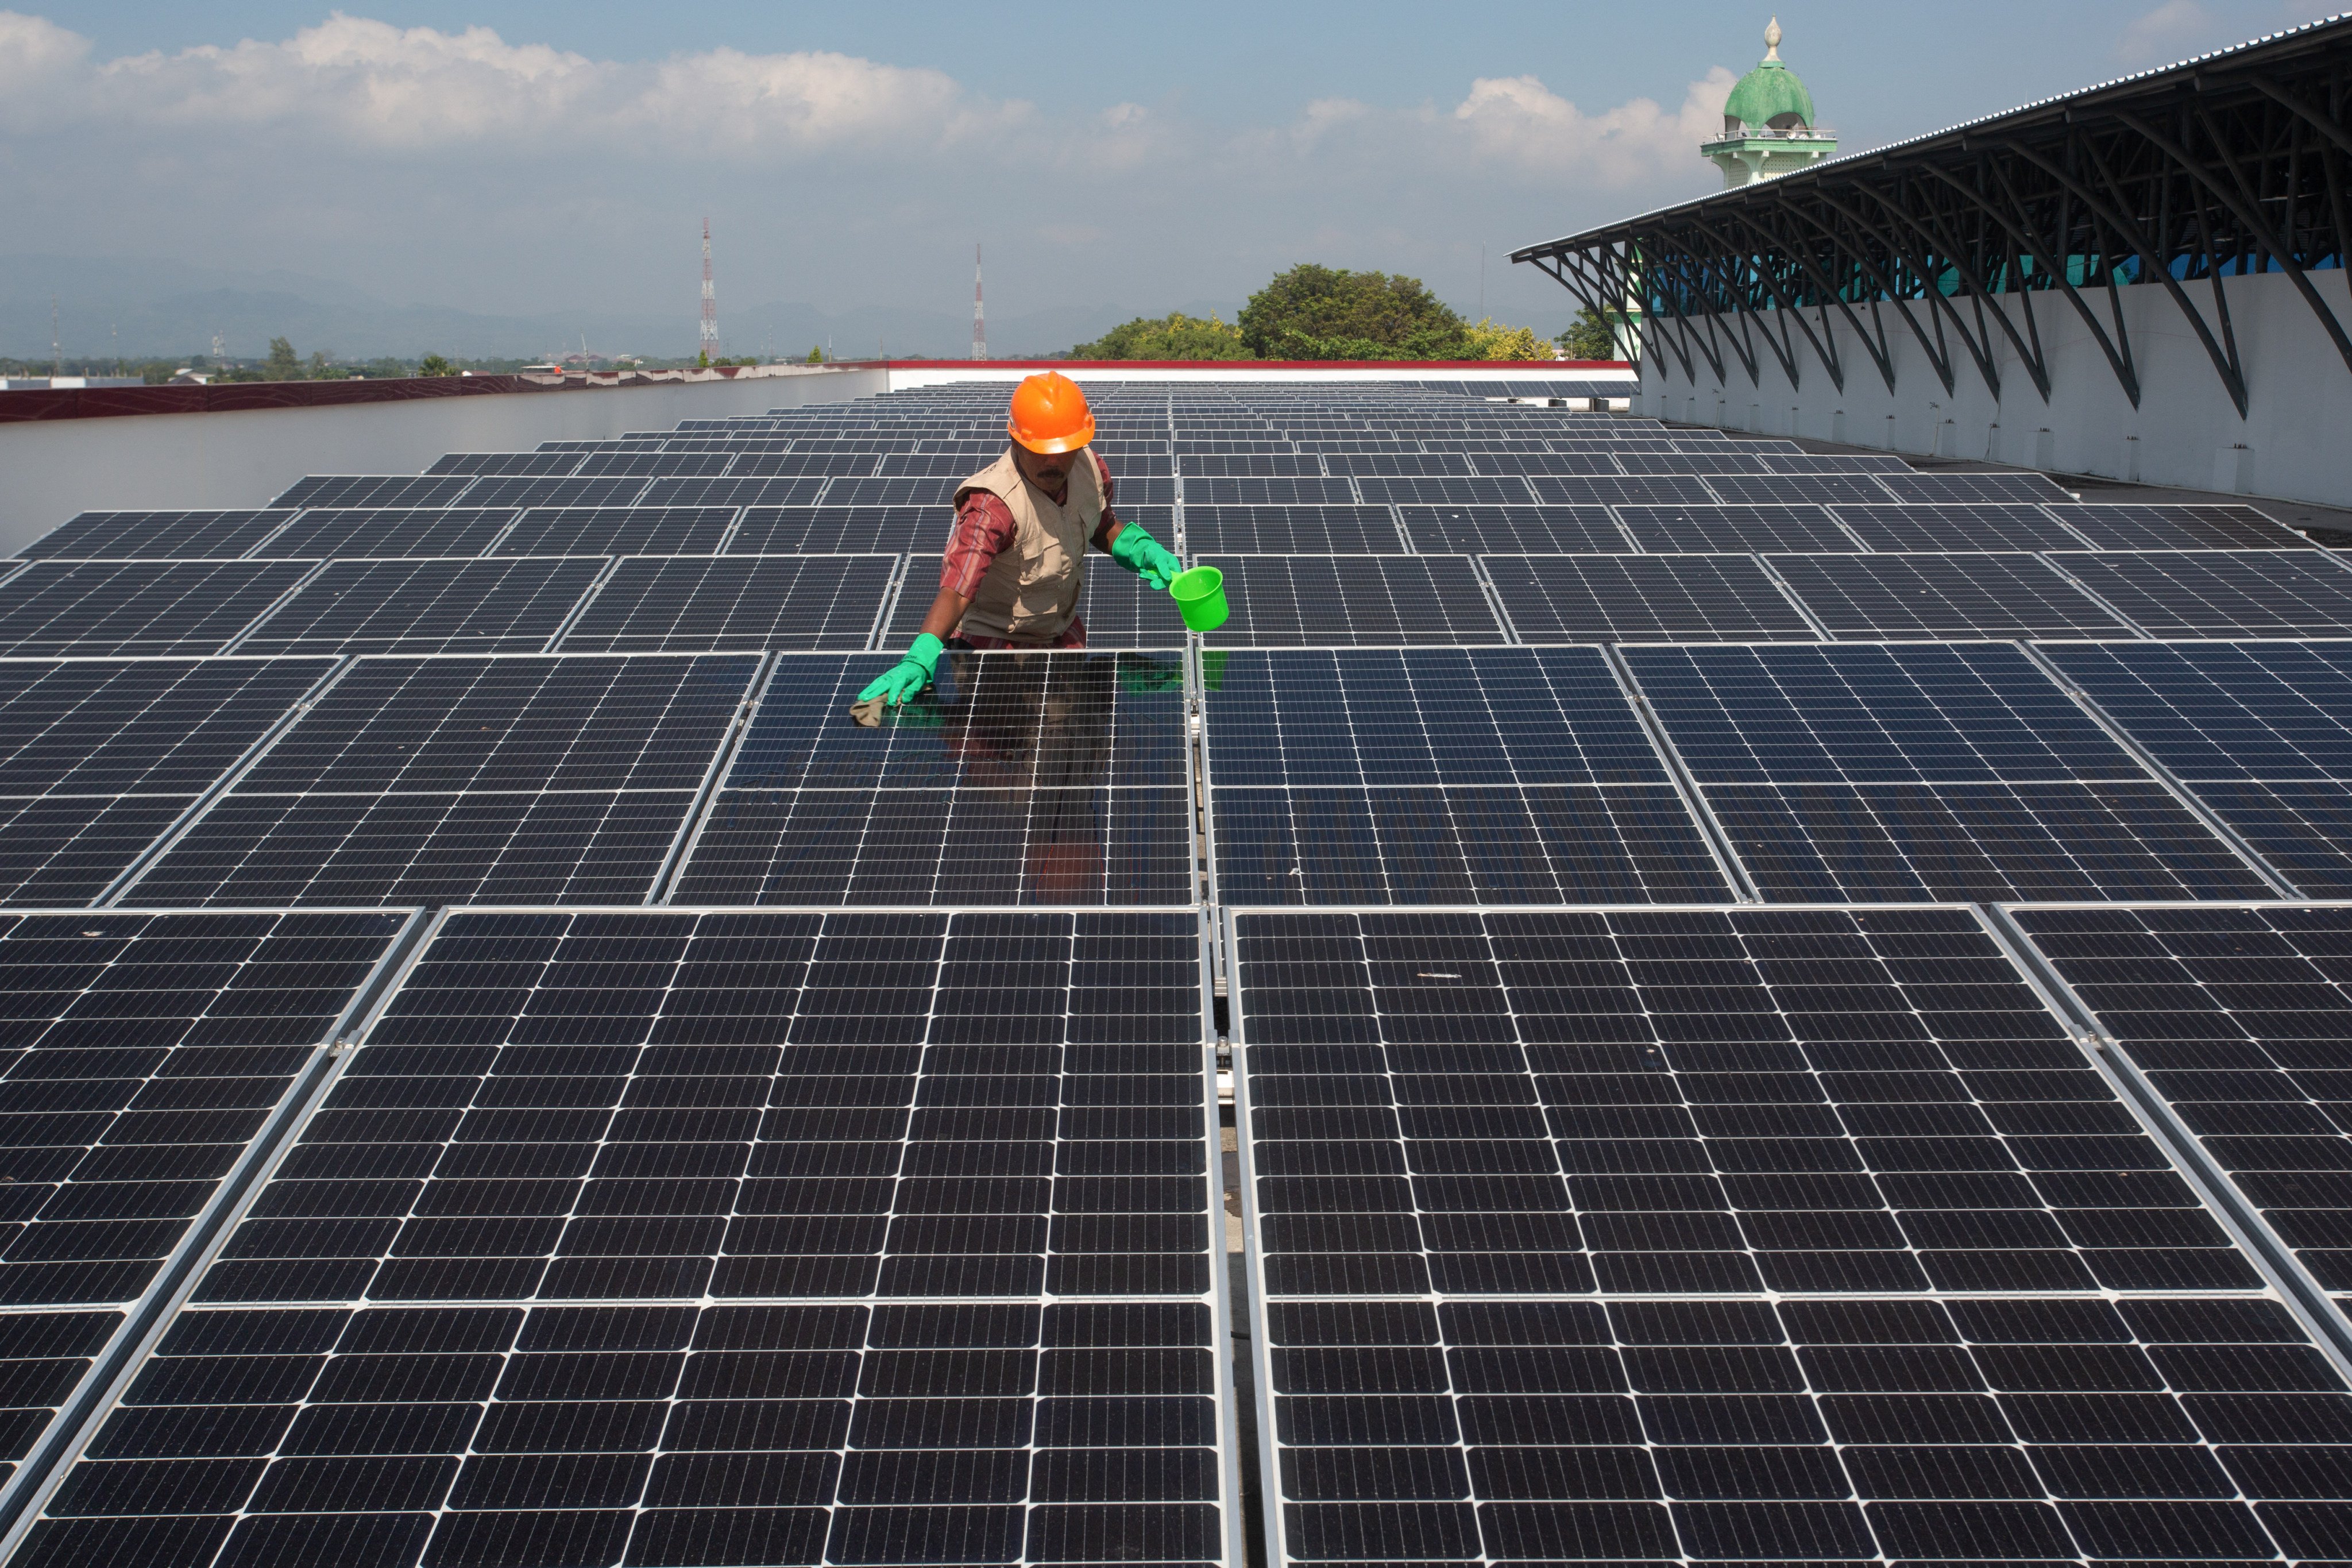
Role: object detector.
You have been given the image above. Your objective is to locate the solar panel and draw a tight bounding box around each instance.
[496,507,737,557]
[721,505,940,555]
[1179,454,1323,478]
[1322,453,1478,477]
[1702,473,1900,506]
[1618,450,1775,475]
[425,451,581,478]
[1485,554,1817,643]
[821,477,963,508]
[256,508,519,560]
[2047,503,2315,550]
[674,652,1194,906]
[559,555,894,653]
[569,451,736,478]
[21,512,296,562]
[722,450,879,477]
[1876,470,2076,504]
[638,477,828,508]
[454,476,650,509]
[1830,501,2089,552]
[1620,642,2276,902]
[1767,552,2137,640]
[1350,477,1538,506]
[1528,474,1717,505]
[1615,504,1862,554]
[1203,648,1728,903]
[1467,450,1624,474]
[1195,557,1504,647]
[2040,639,2352,894]
[271,477,472,510]
[233,558,607,656]
[125,654,758,907]
[1181,507,1404,554]
[11,907,1233,1568]
[1182,478,1358,507]
[1395,504,1629,554]
[0,562,315,658]
[2048,550,2352,637]
[1232,903,2335,1568]
[885,559,1193,652]
[2009,901,2352,1302]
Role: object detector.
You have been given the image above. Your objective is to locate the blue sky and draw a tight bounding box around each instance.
[3,2,2337,354]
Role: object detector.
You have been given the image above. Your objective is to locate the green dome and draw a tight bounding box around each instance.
[1724,19,1816,130]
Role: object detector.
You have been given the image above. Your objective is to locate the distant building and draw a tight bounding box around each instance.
[0,376,146,391]
[1700,17,1836,187]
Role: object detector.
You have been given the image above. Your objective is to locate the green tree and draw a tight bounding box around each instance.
[805,344,827,363]
[416,353,455,377]
[1558,307,1619,361]
[264,337,301,380]
[1237,265,1470,360]
[1071,311,1251,361]
[1462,318,1554,361]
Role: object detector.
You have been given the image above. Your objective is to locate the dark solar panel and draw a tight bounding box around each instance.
[731,507,947,555]
[1467,450,1624,474]
[13,907,1230,1568]
[1616,504,1861,554]
[1350,477,1538,506]
[1204,648,1728,903]
[1196,557,1504,646]
[2049,550,2352,637]
[21,511,296,562]
[425,451,582,478]
[2042,639,2352,894]
[559,555,895,653]
[1621,642,2276,902]
[234,558,607,656]
[569,451,736,478]
[1233,905,2331,1568]
[1183,478,1359,507]
[675,652,1193,905]
[256,508,519,560]
[496,507,737,557]
[1831,501,2089,552]
[1768,552,2137,640]
[454,476,650,509]
[0,562,315,658]
[1528,474,1718,505]
[638,477,828,508]
[1704,473,1901,506]
[822,477,961,508]
[1396,504,1629,554]
[1180,507,1403,554]
[1322,453,1479,477]
[2048,503,2315,550]
[1876,470,2076,504]
[271,476,472,510]
[1619,450,1776,475]
[1177,454,1324,478]
[1485,554,1817,643]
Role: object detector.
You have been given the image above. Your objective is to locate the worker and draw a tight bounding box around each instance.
[856,371,1181,709]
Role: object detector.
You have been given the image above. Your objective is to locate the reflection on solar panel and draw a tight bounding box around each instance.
[0,561,315,658]
[495,506,736,557]
[1830,501,2088,552]
[2009,901,2352,1301]
[1351,477,1538,506]
[638,476,828,508]
[731,506,944,554]
[1488,554,1818,643]
[234,557,607,656]
[2051,550,2352,636]
[1768,552,2136,640]
[1622,642,2274,901]
[127,655,758,906]
[1528,474,1717,505]
[2046,502,2310,550]
[1198,557,1503,646]
[676,653,1193,906]
[20,512,296,561]
[1204,649,1728,903]
[11,907,1231,1568]
[885,561,1192,651]
[560,555,894,652]
[1181,507,1404,554]
[1233,904,2343,1568]
[256,508,520,561]
[2042,639,2352,894]
[1397,504,1629,554]
[271,476,472,510]
[1616,503,1861,553]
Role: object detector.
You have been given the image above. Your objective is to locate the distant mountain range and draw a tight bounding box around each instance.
[0,254,1239,362]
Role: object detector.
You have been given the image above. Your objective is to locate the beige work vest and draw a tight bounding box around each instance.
[953,447,1105,643]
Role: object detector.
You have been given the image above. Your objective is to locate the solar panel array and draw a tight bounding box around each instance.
[5,374,2352,1568]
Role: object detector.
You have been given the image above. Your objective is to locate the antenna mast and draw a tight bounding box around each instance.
[700,218,720,361]
[972,244,987,362]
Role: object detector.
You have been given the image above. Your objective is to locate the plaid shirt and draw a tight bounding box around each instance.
[939,451,1120,599]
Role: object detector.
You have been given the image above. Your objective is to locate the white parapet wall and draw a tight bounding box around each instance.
[0,366,887,555]
[1634,267,2352,508]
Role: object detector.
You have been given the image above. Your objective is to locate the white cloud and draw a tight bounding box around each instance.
[1451,67,1739,183]
[2115,0,2211,64]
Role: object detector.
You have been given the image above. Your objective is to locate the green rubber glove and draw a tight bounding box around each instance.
[858,634,943,706]
[1109,523,1183,591]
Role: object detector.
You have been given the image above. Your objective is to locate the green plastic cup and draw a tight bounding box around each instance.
[1169,565,1230,632]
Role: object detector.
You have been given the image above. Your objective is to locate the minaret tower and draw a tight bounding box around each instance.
[1701,18,1837,188]
[699,219,720,360]
[972,244,988,361]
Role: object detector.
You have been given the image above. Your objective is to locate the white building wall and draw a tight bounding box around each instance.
[0,367,887,555]
[1635,267,2352,508]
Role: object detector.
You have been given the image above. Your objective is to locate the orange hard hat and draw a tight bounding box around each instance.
[1006,371,1094,454]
